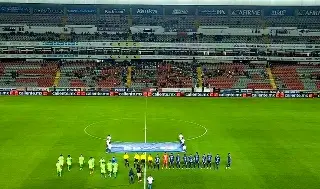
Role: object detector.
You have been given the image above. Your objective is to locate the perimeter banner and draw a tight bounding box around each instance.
[110,142,183,153]
[1,90,319,98]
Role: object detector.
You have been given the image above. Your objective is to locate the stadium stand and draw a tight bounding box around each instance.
[0,61,57,87]
[131,61,158,90]
[0,3,319,91]
[59,61,127,88]
[202,63,272,89]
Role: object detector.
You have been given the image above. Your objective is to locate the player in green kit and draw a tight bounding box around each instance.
[107,160,113,177]
[99,157,105,167]
[88,157,95,175]
[79,154,85,170]
[58,154,64,168]
[113,162,118,178]
[100,162,107,178]
[56,160,62,177]
[66,155,72,171]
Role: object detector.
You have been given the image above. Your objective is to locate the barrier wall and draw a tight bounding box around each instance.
[1,90,319,98]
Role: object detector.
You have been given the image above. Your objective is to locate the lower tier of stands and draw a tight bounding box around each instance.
[0,61,319,91]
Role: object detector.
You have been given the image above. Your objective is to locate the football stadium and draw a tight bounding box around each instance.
[0,0,320,189]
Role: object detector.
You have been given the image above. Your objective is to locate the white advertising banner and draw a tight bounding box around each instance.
[194,87,211,92]
[160,88,192,92]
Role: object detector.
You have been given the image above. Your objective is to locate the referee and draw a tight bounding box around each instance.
[134,153,140,168]
[141,153,146,168]
[123,152,129,167]
[147,154,153,169]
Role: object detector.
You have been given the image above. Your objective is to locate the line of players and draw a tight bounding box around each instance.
[124,152,232,170]
[56,154,119,178]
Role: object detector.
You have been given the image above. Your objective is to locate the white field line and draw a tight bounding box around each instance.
[143,98,148,189]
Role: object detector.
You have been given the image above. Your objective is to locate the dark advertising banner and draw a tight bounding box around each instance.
[113,88,127,92]
[33,7,64,14]
[231,8,262,16]
[85,92,110,96]
[2,90,319,98]
[298,9,320,16]
[52,91,76,96]
[198,7,228,16]
[252,93,276,98]
[219,93,243,97]
[104,7,129,14]
[0,91,10,95]
[132,6,163,15]
[118,92,143,96]
[152,92,177,97]
[165,6,196,15]
[18,91,43,96]
[0,6,30,13]
[66,7,97,14]
[185,92,210,97]
[264,8,294,16]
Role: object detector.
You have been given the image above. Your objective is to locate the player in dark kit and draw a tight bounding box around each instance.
[154,154,160,170]
[169,153,175,169]
[202,154,207,168]
[207,153,212,169]
[226,153,232,169]
[188,154,194,168]
[182,154,188,169]
[194,152,200,168]
[176,153,181,169]
[215,154,221,170]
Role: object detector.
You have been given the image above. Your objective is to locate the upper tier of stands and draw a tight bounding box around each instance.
[1,4,320,32]
[0,4,319,44]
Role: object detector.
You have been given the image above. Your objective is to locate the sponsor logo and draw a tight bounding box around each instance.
[270,10,287,16]
[252,94,276,98]
[231,9,261,16]
[136,8,158,14]
[105,8,126,14]
[52,91,76,96]
[118,92,143,96]
[298,10,320,16]
[0,91,9,95]
[185,92,210,97]
[85,92,109,96]
[22,91,42,96]
[67,9,96,14]
[199,9,226,15]
[172,9,188,15]
[153,92,177,97]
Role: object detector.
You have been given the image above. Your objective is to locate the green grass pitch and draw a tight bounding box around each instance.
[0,97,320,189]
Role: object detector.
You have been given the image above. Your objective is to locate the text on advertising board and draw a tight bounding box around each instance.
[0,6,29,13]
[134,8,160,15]
[264,8,294,16]
[298,9,320,16]
[104,8,127,14]
[67,8,96,14]
[33,7,63,14]
[231,9,261,16]
[198,8,227,16]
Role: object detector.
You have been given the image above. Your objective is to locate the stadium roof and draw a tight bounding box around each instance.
[0,0,320,6]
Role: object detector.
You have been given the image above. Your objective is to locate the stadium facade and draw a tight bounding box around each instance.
[0,1,319,96]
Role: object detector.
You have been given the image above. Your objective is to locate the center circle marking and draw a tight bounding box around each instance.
[83,117,207,141]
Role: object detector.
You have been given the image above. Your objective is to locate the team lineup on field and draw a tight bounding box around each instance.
[56,133,232,185]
